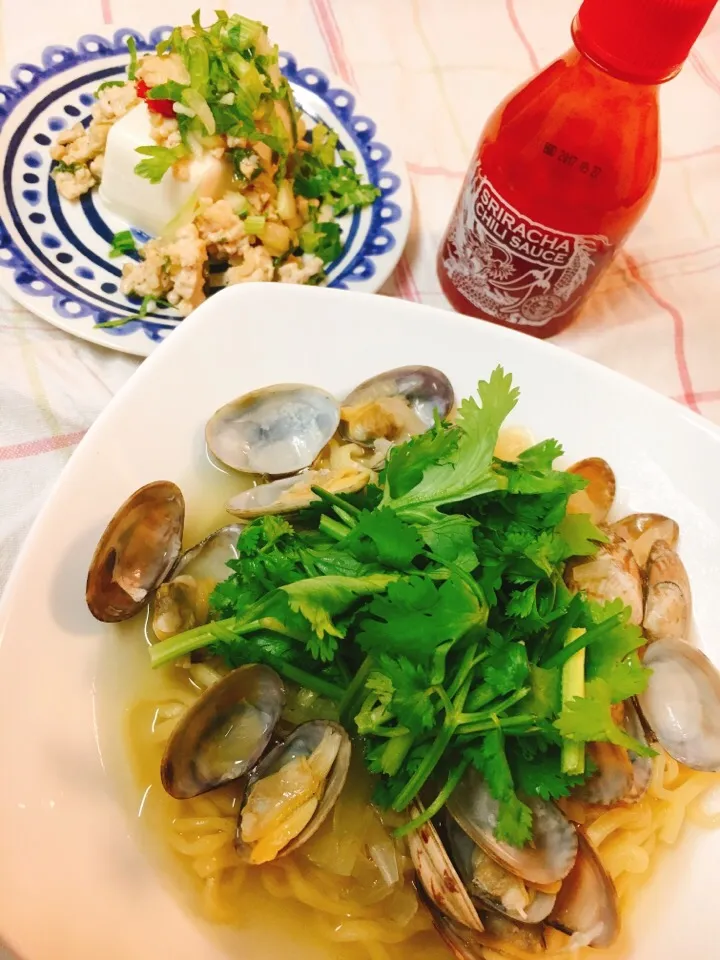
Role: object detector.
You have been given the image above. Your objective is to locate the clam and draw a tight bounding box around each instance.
[422,891,546,958]
[236,720,351,864]
[206,384,340,476]
[340,366,454,450]
[86,481,185,622]
[161,664,285,799]
[565,534,644,626]
[609,513,679,568]
[226,466,370,518]
[566,457,616,525]
[642,539,692,643]
[446,767,578,886]
[447,819,557,924]
[406,803,485,933]
[548,833,619,948]
[151,523,243,641]
[572,700,651,805]
[637,638,720,772]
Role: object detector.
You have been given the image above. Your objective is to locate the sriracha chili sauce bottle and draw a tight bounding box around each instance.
[437,0,719,338]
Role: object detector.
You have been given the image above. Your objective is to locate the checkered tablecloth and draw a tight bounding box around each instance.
[2,0,720,599]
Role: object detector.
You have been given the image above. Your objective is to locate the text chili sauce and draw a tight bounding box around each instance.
[437,0,718,338]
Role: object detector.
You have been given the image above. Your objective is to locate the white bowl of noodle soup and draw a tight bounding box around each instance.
[1,283,720,960]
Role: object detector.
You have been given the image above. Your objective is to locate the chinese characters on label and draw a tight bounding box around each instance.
[543,142,602,178]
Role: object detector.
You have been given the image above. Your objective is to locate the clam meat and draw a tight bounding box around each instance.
[226,466,370,519]
[340,366,454,450]
[151,523,244,641]
[565,534,644,626]
[236,720,351,864]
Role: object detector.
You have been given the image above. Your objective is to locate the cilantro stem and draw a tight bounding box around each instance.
[455,713,537,737]
[319,516,351,541]
[543,614,622,670]
[393,757,471,838]
[378,732,415,778]
[266,661,344,700]
[390,676,472,812]
[310,486,361,521]
[457,686,530,727]
[447,643,481,700]
[150,619,240,667]
[338,654,374,724]
[425,552,487,607]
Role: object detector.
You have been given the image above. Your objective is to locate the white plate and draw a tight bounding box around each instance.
[0,27,411,356]
[1,285,719,960]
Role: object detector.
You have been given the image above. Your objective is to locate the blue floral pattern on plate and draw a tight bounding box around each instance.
[0,27,411,356]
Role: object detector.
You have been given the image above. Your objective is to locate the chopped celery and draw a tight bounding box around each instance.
[244,215,266,236]
[561,627,586,775]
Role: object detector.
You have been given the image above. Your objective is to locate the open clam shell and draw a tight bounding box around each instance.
[572,700,651,806]
[206,384,340,476]
[340,365,454,449]
[151,523,244,641]
[565,534,644,626]
[446,767,578,886]
[226,466,370,518]
[446,819,556,925]
[566,457,616,525]
[235,720,351,863]
[609,513,679,569]
[637,638,720,771]
[406,803,484,933]
[643,539,692,643]
[548,833,619,949]
[160,664,285,799]
[86,481,185,623]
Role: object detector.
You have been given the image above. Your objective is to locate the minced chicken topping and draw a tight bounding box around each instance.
[48,12,380,320]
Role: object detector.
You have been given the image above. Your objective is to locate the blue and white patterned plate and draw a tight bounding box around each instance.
[0,27,411,356]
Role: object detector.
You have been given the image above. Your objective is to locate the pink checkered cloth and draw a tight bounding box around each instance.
[1,0,720,598]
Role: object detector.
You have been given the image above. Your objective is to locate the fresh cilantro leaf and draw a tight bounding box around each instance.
[384,367,519,519]
[515,439,564,472]
[557,512,608,557]
[596,654,650,703]
[367,653,436,735]
[510,743,588,800]
[134,144,188,184]
[357,576,486,664]
[384,422,459,500]
[108,230,138,258]
[342,508,423,570]
[555,678,655,756]
[421,516,479,572]
[480,643,530,697]
[467,733,533,847]
[148,80,187,101]
[280,573,396,643]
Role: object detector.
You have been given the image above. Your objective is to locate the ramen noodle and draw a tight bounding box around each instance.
[127,659,720,960]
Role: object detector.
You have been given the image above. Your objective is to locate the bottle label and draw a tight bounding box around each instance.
[442,166,612,327]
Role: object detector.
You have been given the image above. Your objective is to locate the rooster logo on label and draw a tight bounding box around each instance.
[443,168,611,326]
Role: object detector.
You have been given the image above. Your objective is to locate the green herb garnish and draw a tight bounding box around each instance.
[108,230,138,259]
[149,367,654,846]
[134,144,188,184]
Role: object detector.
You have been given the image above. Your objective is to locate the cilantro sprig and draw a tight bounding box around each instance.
[149,366,652,847]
